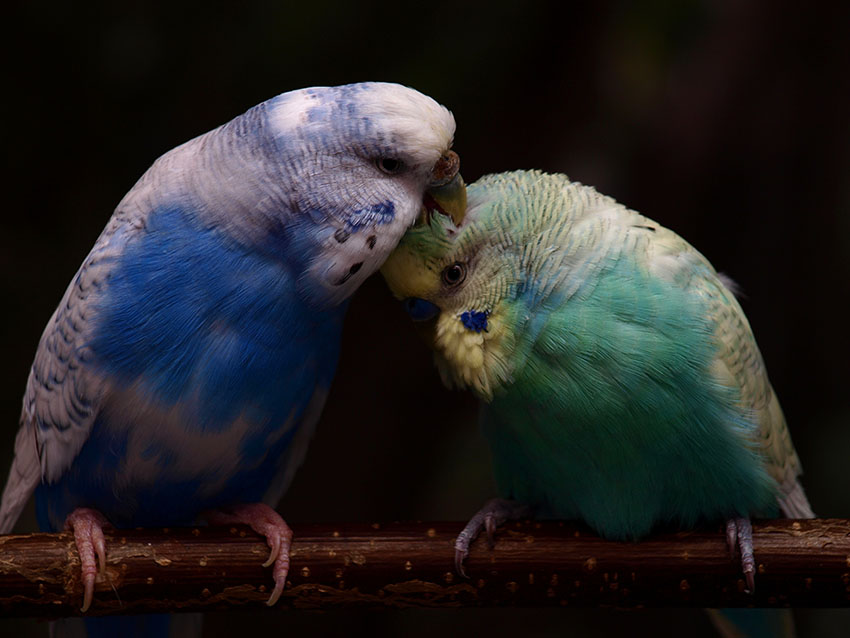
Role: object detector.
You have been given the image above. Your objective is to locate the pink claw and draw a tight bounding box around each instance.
[206,503,292,605]
[64,508,110,612]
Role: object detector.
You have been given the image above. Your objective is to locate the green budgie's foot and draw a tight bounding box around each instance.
[726,517,756,593]
[454,498,532,578]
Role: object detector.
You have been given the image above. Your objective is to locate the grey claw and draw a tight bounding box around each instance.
[744,568,755,594]
[453,498,532,578]
[454,525,475,579]
[485,515,497,548]
[725,519,738,555]
[726,517,755,594]
[455,548,469,579]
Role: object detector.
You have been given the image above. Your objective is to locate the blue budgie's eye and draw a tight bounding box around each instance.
[402,297,440,321]
[377,158,404,175]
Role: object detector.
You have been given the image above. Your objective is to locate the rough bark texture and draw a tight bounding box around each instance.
[1,519,848,618]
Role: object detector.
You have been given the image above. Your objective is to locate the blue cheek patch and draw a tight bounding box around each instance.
[460,310,489,333]
[402,298,440,321]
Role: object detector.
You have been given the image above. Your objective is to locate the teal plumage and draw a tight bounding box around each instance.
[482,250,780,539]
[382,169,812,565]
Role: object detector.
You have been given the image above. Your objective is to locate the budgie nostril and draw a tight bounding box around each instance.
[429,149,460,187]
[423,150,467,227]
[402,297,440,321]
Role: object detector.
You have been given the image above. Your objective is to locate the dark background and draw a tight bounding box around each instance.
[2,1,849,635]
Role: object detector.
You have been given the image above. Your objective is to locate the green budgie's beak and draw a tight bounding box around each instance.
[425,150,466,226]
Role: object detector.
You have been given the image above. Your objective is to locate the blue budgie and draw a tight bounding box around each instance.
[0,82,462,624]
[382,170,812,636]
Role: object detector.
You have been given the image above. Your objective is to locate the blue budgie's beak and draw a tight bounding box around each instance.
[424,150,466,226]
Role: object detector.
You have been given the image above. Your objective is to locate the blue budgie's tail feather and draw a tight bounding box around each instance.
[50,613,202,638]
[0,422,40,534]
[707,609,796,638]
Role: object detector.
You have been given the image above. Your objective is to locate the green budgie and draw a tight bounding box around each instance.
[381,170,813,596]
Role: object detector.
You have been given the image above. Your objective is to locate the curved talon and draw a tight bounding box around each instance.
[726,517,756,593]
[725,519,738,555]
[86,523,107,612]
[453,498,532,578]
[206,503,292,605]
[454,522,476,578]
[266,548,290,606]
[743,564,755,593]
[455,536,469,578]
[263,532,281,568]
[94,530,106,579]
[267,581,285,607]
[454,550,469,579]
[65,508,111,613]
[81,583,93,614]
[485,514,498,548]
[454,513,486,578]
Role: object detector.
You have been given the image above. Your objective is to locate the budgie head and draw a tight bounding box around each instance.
[383,170,567,399]
[127,82,463,308]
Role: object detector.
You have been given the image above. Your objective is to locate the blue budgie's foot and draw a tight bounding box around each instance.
[205,503,292,605]
[726,517,756,593]
[454,498,531,578]
[65,507,111,612]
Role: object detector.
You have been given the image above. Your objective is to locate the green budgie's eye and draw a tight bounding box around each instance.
[441,262,467,287]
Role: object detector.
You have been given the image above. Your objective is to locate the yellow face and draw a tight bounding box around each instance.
[380,244,445,304]
[385,169,616,401]
[381,200,520,400]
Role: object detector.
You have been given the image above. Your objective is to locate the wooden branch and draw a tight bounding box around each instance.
[1,519,849,617]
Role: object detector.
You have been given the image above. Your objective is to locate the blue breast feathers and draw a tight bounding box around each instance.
[90,205,344,431]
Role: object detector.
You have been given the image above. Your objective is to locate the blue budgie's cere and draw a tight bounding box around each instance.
[0,82,461,629]
[382,170,813,605]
